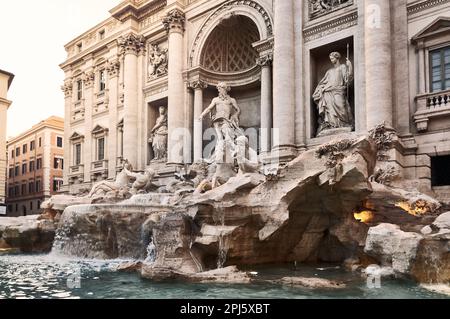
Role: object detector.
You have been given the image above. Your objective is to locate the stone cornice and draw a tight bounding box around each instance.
[303,10,358,42]
[407,0,450,16]
[0,97,12,109]
[110,0,167,22]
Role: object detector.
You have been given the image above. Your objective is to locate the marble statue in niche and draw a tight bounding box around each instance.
[149,106,168,162]
[313,51,354,136]
[148,44,168,79]
[199,82,244,163]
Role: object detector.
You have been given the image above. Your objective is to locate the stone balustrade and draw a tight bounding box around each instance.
[414,89,450,132]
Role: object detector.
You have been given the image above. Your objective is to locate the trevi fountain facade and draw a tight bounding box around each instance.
[1,0,450,299]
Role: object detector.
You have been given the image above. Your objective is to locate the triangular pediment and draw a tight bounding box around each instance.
[69,132,84,141]
[412,17,450,42]
[92,125,109,135]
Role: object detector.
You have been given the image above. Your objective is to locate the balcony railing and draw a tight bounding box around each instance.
[91,160,108,171]
[69,164,84,175]
[414,89,450,132]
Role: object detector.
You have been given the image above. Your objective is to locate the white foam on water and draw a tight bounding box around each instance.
[420,284,450,296]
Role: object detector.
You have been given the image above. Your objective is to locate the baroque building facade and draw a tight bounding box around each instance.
[6,116,64,216]
[61,0,450,200]
[0,69,14,214]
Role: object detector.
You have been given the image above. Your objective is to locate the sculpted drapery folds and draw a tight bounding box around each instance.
[313,51,354,136]
[149,106,168,161]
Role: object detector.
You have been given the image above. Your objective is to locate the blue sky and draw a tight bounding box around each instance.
[0,0,121,138]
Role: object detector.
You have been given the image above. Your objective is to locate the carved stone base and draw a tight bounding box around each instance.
[317,127,353,138]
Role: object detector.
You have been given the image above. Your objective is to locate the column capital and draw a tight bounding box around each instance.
[82,70,95,89]
[107,59,121,78]
[189,80,208,90]
[118,33,146,56]
[61,80,73,98]
[257,53,273,67]
[163,9,185,34]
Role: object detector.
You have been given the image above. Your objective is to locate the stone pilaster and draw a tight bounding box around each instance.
[82,70,95,182]
[190,80,208,162]
[365,0,393,130]
[164,9,186,165]
[257,54,273,154]
[273,0,296,160]
[61,79,73,189]
[107,59,120,178]
[118,33,145,168]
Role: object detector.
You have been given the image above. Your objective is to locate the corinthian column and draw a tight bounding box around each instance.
[107,59,120,178]
[82,70,95,182]
[163,9,186,165]
[61,79,73,190]
[365,0,393,130]
[118,33,145,169]
[257,54,273,154]
[273,0,296,159]
[190,80,208,161]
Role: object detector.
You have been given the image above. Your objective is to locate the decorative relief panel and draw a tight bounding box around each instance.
[147,43,168,80]
[309,0,353,19]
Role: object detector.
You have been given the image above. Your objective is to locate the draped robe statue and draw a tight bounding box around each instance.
[313,52,354,136]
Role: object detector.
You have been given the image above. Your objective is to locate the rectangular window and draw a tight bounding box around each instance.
[36,158,42,170]
[77,80,83,101]
[14,186,19,196]
[30,141,35,151]
[8,168,14,178]
[30,202,33,211]
[99,70,106,92]
[35,180,41,193]
[22,163,27,175]
[53,179,63,192]
[21,184,26,195]
[15,147,20,157]
[29,182,35,194]
[39,137,42,147]
[431,155,450,186]
[29,161,35,172]
[430,46,450,92]
[15,166,19,176]
[75,143,81,165]
[23,144,27,154]
[11,150,14,158]
[57,136,63,148]
[54,157,64,169]
[97,138,105,161]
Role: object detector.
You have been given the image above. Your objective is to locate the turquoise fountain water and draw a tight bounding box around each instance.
[0,254,448,299]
